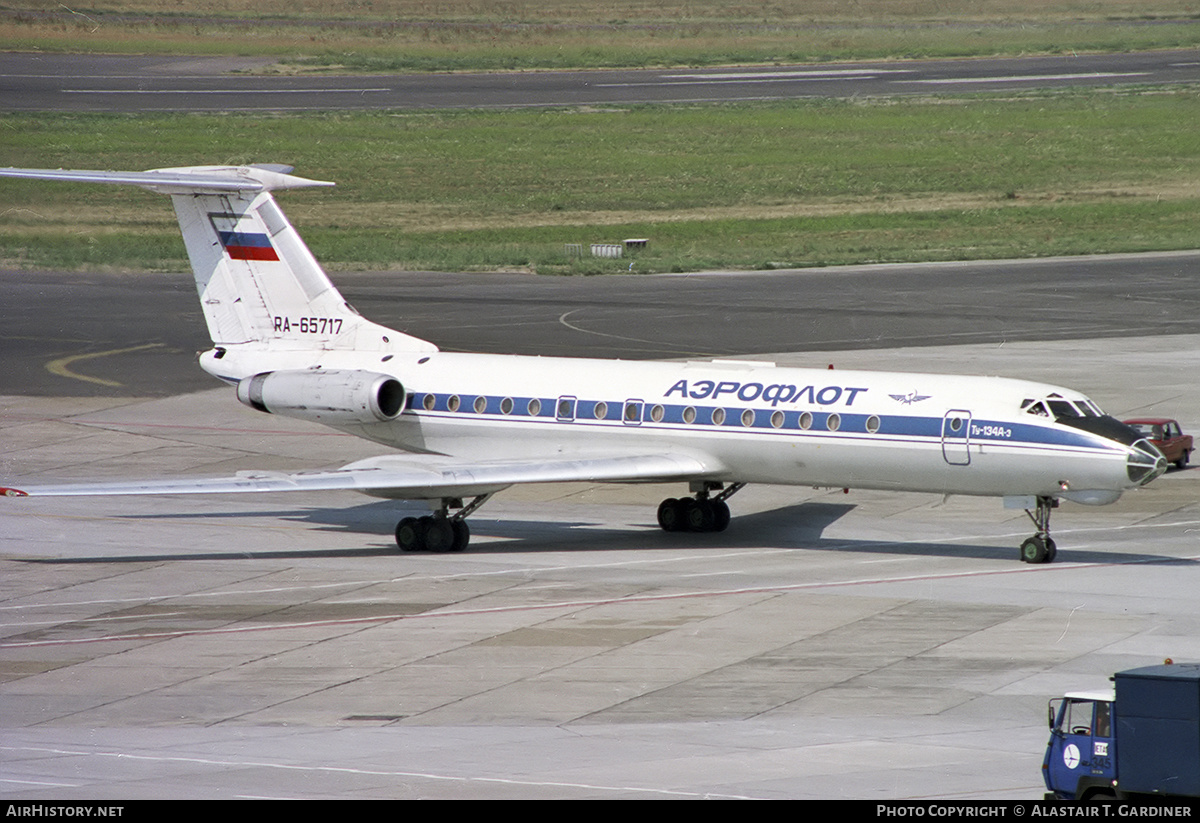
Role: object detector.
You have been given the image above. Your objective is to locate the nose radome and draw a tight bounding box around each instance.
[1127,439,1168,486]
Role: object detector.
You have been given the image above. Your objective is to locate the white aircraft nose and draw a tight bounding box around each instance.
[1127,439,1168,486]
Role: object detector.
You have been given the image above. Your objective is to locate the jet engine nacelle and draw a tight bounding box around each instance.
[236,370,406,425]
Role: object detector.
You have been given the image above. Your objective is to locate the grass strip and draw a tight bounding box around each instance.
[3,90,1198,273]
[4,1,1200,70]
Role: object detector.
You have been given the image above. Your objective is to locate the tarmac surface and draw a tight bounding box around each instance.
[3,50,1198,112]
[2,327,1198,799]
[5,252,1200,397]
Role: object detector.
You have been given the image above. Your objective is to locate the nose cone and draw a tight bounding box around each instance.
[1056,415,1168,488]
[1127,438,1168,486]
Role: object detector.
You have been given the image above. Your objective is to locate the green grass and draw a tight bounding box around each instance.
[3,88,1198,273]
[3,0,1200,71]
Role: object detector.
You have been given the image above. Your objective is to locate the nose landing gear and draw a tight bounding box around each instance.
[1020,495,1058,563]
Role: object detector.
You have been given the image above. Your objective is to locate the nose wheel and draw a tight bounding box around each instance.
[396,494,491,553]
[1020,496,1058,563]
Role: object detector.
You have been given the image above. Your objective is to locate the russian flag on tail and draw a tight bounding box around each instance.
[217,230,279,261]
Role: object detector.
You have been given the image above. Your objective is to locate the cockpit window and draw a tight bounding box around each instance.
[1025,394,1103,420]
[1022,399,1050,417]
[1048,400,1082,419]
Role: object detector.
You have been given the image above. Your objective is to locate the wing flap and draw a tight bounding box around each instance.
[4,452,723,502]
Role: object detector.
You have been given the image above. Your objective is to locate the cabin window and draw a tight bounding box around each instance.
[527,398,542,416]
[866,415,881,433]
[500,397,514,415]
[799,411,813,430]
[650,404,665,423]
[473,396,487,414]
[771,410,785,429]
[711,408,726,426]
[741,409,755,427]
[826,413,841,432]
[447,395,460,412]
[422,393,436,411]
[682,406,696,424]
[594,401,608,420]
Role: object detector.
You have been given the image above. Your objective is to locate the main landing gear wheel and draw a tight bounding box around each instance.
[394,494,488,553]
[657,483,742,534]
[395,516,468,553]
[657,497,729,532]
[1019,495,1059,564]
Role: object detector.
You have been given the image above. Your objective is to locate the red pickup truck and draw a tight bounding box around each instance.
[1123,418,1193,469]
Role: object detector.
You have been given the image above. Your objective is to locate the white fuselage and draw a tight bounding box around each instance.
[202,345,1142,503]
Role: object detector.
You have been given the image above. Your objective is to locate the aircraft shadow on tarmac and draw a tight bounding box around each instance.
[19,500,1195,567]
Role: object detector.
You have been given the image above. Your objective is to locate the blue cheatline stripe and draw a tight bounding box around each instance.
[401,392,1116,453]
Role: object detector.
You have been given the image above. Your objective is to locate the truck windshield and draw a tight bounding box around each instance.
[1127,422,1163,438]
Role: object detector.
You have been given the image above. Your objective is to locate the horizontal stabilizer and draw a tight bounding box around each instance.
[0,165,334,194]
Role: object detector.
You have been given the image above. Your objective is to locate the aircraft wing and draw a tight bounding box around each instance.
[2,452,723,502]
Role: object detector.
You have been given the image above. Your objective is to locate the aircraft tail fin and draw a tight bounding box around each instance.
[0,165,436,353]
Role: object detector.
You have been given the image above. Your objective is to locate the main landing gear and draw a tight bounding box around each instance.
[1020,495,1058,564]
[657,482,745,533]
[395,494,491,553]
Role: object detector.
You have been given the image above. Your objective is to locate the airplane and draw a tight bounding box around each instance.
[0,164,1169,562]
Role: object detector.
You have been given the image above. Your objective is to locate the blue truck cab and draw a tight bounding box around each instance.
[1043,663,1200,801]
[1044,689,1117,800]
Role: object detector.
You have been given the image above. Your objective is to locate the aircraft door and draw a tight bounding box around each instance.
[941,410,972,466]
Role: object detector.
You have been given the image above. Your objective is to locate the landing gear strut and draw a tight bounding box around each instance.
[1019,495,1058,564]
[657,482,745,533]
[395,493,491,553]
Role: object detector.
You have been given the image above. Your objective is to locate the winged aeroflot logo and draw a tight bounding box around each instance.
[890,391,932,405]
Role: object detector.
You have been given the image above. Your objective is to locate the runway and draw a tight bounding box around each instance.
[2,260,1199,798]
[3,50,1199,112]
